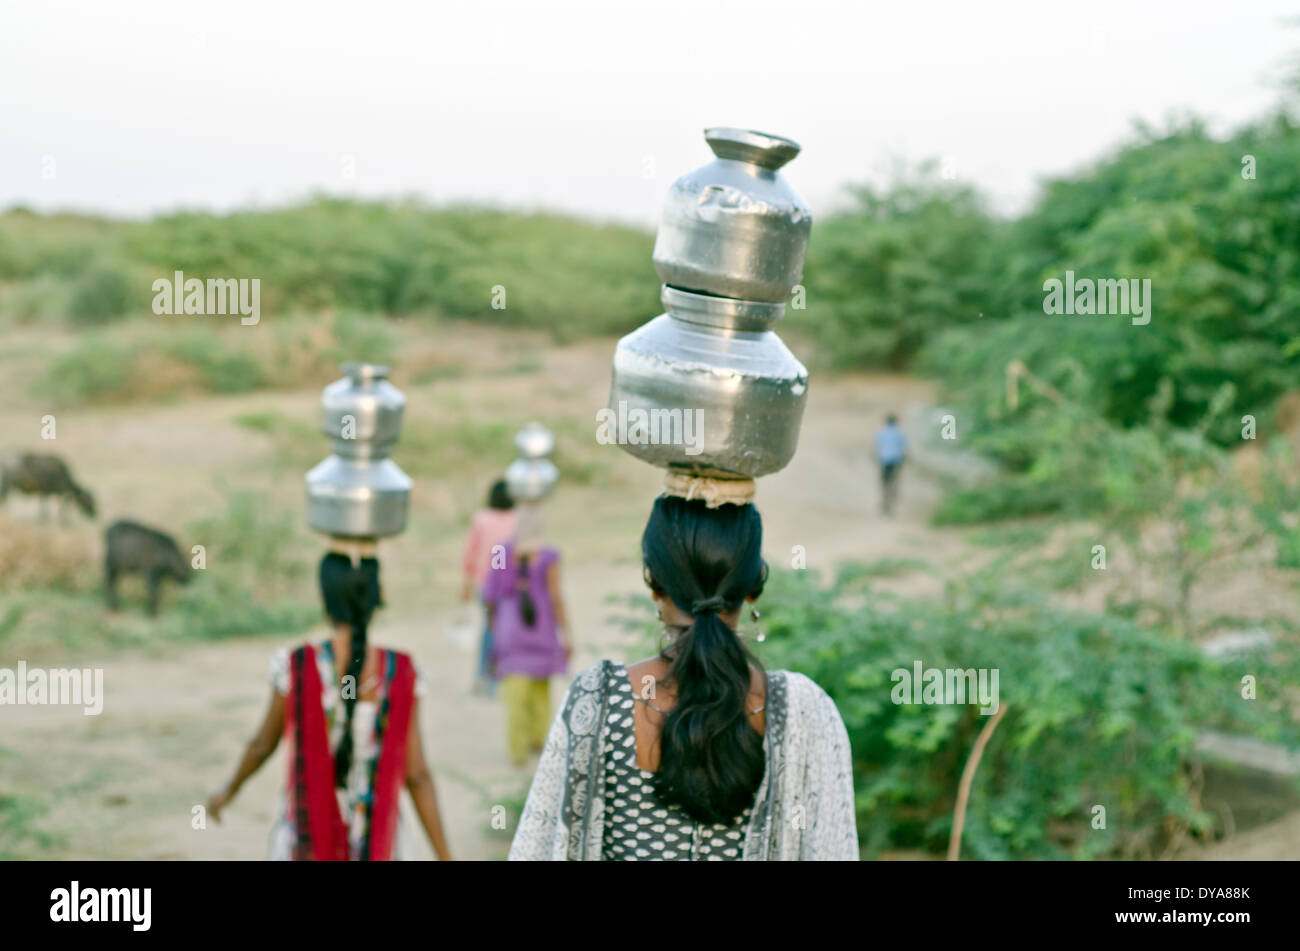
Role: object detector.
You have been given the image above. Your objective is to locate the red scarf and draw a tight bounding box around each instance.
[285,643,416,860]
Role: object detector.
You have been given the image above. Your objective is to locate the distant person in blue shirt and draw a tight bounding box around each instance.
[873,414,907,515]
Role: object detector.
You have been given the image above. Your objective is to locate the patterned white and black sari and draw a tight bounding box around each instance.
[509,659,859,861]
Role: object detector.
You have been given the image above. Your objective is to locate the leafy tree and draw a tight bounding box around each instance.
[793,165,1001,368]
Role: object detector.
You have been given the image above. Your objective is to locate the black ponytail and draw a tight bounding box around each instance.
[319,553,382,790]
[641,495,767,825]
[516,552,537,628]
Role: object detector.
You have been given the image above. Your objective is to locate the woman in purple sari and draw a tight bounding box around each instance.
[483,505,572,766]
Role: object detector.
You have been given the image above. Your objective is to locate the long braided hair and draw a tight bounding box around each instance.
[641,495,767,824]
[516,553,537,628]
[319,552,382,788]
[513,503,543,629]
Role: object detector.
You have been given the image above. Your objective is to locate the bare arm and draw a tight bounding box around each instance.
[546,560,571,656]
[461,515,482,601]
[405,700,452,861]
[209,687,284,821]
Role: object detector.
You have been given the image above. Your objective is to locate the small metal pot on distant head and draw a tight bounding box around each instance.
[652,128,812,303]
[305,362,413,538]
[505,422,559,502]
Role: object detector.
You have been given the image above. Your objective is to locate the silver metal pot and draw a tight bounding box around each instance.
[505,422,559,502]
[305,362,413,538]
[652,128,812,303]
[607,286,808,478]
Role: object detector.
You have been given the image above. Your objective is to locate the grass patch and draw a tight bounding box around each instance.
[234,411,320,469]
[233,411,277,433]
[185,490,311,601]
[965,523,1052,549]
[412,364,467,384]
[505,357,543,375]
[31,312,396,407]
[0,794,63,859]
[838,556,930,579]
[157,576,319,642]
[173,490,318,640]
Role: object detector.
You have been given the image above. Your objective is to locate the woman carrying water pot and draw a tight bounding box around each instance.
[510,128,857,860]
[208,550,453,861]
[484,503,572,767]
[509,490,857,860]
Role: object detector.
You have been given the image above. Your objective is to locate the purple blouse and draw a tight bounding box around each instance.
[484,544,567,679]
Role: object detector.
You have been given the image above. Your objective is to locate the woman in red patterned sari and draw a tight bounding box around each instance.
[209,553,452,860]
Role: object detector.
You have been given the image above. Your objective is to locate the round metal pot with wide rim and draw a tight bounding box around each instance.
[606,286,808,478]
[652,128,812,304]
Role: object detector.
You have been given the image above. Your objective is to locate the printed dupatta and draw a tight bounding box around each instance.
[507,660,860,861]
[285,643,416,861]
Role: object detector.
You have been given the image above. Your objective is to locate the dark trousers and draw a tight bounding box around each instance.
[880,460,902,513]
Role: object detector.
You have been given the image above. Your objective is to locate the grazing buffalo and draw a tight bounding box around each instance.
[0,453,96,520]
[105,520,191,616]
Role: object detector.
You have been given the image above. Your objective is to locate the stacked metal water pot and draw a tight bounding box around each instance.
[608,128,811,478]
[505,422,559,502]
[305,362,413,539]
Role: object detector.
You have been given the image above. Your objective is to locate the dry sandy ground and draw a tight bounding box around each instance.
[1188,811,1300,861]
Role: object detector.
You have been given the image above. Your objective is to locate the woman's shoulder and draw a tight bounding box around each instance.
[768,669,842,719]
[379,648,428,697]
[269,647,291,694]
[567,659,615,695]
[774,668,830,700]
[555,660,621,706]
[479,507,516,533]
[268,639,327,694]
[544,660,616,736]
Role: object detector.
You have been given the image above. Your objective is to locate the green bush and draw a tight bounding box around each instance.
[0,274,75,323]
[330,310,395,366]
[165,332,265,393]
[31,311,396,406]
[159,491,318,641]
[0,793,62,859]
[120,200,659,337]
[753,565,1300,859]
[932,477,1079,526]
[918,113,1300,498]
[160,574,318,642]
[1,199,659,338]
[793,168,1000,368]
[34,333,135,405]
[67,259,136,324]
[185,491,308,596]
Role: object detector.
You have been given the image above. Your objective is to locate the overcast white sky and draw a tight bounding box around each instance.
[1,0,1295,225]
